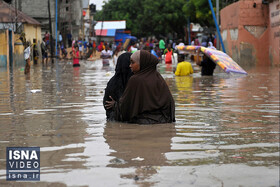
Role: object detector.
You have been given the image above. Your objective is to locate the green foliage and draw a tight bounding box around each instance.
[182,0,215,26]
[94,0,237,38]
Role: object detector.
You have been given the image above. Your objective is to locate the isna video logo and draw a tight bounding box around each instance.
[6,147,40,181]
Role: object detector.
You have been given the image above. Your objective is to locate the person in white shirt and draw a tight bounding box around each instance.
[129,43,138,53]
[24,42,31,74]
[208,42,216,50]
[101,45,113,66]
[175,39,185,55]
[59,32,63,45]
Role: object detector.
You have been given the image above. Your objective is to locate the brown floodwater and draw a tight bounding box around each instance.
[0,59,279,186]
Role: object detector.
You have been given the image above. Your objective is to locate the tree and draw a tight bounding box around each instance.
[95,0,188,38]
[95,0,238,38]
[183,0,214,26]
[182,0,240,27]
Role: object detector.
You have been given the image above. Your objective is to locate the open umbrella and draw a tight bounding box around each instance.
[177,45,247,75]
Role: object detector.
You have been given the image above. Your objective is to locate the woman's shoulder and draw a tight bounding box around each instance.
[129,71,164,86]
[126,75,143,87]
[127,75,138,83]
[105,76,116,87]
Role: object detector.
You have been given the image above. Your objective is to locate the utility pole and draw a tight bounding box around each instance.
[187,0,191,45]
[216,0,220,50]
[55,0,58,56]
[48,0,54,63]
[69,0,72,36]
[208,0,226,53]
[82,10,84,40]
[15,0,18,33]
[99,20,104,44]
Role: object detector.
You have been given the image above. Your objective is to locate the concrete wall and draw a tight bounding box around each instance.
[14,0,55,34]
[24,24,42,44]
[13,0,83,39]
[0,30,8,67]
[268,1,280,66]
[0,31,26,68]
[73,0,83,39]
[23,24,42,64]
[0,26,41,68]
[14,34,25,67]
[18,0,54,19]
[221,0,279,67]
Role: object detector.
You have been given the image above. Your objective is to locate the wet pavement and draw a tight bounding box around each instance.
[0,59,279,186]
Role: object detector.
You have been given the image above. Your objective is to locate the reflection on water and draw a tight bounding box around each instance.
[104,122,175,185]
[105,123,175,167]
[0,60,279,186]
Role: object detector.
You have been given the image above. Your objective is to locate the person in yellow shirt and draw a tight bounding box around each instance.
[175,54,193,76]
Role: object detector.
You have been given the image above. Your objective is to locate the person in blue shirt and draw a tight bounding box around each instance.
[78,38,83,57]
[83,39,88,57]
[85,39,93,59]
[150,46,159,59]
[60,43,67,59]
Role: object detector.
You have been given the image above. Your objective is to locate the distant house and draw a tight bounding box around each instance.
[0,0,41,67]
[95,20,127,43]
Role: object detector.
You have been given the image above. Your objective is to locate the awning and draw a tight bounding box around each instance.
[95,21,126,30]
[95,29,116,37]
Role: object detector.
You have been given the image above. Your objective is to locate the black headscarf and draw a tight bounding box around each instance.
[103,52,133,120]
[115,50,175,124]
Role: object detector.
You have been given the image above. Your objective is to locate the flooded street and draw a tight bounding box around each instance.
[0,60,279,186]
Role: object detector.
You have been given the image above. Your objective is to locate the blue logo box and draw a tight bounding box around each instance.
[6,147,40,181]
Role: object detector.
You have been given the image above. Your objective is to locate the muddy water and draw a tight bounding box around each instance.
[0,60,279,186]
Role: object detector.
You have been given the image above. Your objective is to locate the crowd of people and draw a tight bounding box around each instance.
[39,32,217,65]
[25,31,217,77]
[22,31,219,124]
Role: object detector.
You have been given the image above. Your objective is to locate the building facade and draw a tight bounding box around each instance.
[220,0,279,67]
[11,0,86,40]
[0,0,41,67]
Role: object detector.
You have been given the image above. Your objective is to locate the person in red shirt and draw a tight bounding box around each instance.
[163,44,174,64]
[73,45,80,67]
[44,31,50,44]
[98,41,104,52]
[93,40,97,57]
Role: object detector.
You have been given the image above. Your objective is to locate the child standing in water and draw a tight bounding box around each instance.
[24,41,31,74]
[73,45,80,67]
